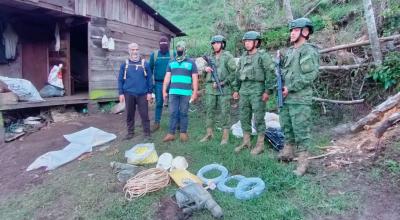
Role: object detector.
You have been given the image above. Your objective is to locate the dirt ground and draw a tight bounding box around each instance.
[0,111,399,219]
[0,113,126,199]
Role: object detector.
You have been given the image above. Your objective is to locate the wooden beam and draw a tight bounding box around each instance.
[320,34,400,54]
[319,63,374,71]
[312,97,365,104]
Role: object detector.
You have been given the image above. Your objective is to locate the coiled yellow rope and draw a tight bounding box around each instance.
[123,168,170,200]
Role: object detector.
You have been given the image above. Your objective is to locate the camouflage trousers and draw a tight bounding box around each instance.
[239,93,265,134]
[279,103,312,151]
[205,94,231,129]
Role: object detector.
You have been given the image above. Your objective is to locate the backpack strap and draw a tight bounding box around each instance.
[142,59,147,77]
[123,59,129,80]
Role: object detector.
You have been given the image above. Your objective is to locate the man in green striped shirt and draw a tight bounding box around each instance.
[162,41,199,142]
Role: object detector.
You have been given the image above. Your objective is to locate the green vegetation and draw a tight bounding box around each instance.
[0,112,355,220]
[369,51,400,90]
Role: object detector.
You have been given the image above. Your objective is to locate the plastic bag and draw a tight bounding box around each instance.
[231,120,257,138]
[125,143,158,165]
[48,64,64,89]
[102,35,109,49]
[265,127,285,151]
[39,84,65,97]
[156,152,173,170]
[108,37,115,50]
[264,112,281,129]
[0,76,44,102]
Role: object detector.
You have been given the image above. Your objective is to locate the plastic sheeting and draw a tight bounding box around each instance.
[0,76,44,102]
[27,127,116,171]
[231,112,281,138]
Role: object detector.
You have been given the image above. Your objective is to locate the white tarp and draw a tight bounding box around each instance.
[27,127,116,171]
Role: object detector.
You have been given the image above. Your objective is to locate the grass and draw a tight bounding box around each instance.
[0,108,355,220]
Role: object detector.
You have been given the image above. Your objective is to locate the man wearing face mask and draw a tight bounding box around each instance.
[232,31,275,156]
[278,18,319,176]
[118,43,153,140]
[200,35,236,145]
[149,36,176,131]
[162,41,199,142]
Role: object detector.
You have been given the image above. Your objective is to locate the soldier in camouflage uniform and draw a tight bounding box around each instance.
[278,18,320,176]
[232,31,275,155]
[200,35,237,145]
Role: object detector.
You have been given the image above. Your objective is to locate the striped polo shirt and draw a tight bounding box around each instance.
[166,58,198,96]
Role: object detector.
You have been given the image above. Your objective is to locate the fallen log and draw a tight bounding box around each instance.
[351,92,400,133]
[319,63,374,71]
[320,34,400,54]
[374,112,400,138]
[312,97,364,104]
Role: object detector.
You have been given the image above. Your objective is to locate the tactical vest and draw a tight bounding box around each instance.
[238,51,266,82]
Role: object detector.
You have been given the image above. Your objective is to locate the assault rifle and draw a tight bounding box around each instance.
[202,55,224,95]
[275,50,284,109]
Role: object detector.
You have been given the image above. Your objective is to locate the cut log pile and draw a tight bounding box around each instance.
[315,92,400,170]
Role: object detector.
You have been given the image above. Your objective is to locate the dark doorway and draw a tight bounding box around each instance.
[70,23,88,94]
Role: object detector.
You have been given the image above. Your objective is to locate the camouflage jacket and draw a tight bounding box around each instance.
[281,43,320,105]
[203,51,237,95]
[233,49,275,95]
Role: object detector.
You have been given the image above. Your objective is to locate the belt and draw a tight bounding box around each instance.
[155,79,164,82]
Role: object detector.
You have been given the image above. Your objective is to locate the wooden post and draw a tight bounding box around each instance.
[0,112,5,145]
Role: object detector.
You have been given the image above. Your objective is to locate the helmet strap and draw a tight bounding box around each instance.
[300,28,310,40]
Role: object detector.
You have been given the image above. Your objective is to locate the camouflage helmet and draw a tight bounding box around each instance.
[211,35,226,44]
[210,35,226,49]
[242,31,261,41]
[289,17,314,34]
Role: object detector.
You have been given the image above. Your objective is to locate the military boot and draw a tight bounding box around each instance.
[180,133,189,142]
[251,134,265,155]
[278,144,295,162]
[163,133,175,142]
[235,132,251,153]
[220,129,229,145]
[293,151,310,176]
[200,128,213,142]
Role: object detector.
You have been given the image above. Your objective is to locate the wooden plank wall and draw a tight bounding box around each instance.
[88,17,169,99]
[83,0,174,36]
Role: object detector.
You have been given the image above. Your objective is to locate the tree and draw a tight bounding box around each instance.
[363,0,383,65]
[283,0,294,22]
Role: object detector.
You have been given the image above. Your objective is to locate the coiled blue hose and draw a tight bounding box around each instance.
[217,175,246,193]
[196,164,229,184]
[234,177,266,200]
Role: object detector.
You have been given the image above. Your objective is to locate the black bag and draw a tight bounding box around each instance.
[265,127,285,151]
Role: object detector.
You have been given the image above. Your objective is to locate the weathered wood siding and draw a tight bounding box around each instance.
[88,17,171,99]
[5,0,180,100]
[74,0,173,35]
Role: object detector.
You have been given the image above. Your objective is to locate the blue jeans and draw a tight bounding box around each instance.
[168,94,190,134]
[154,82,164,123]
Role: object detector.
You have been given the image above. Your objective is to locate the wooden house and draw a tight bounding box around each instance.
[0,0,185,142]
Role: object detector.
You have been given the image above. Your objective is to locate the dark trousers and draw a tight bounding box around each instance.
[125,94,150,136]
[168,94,190,134]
